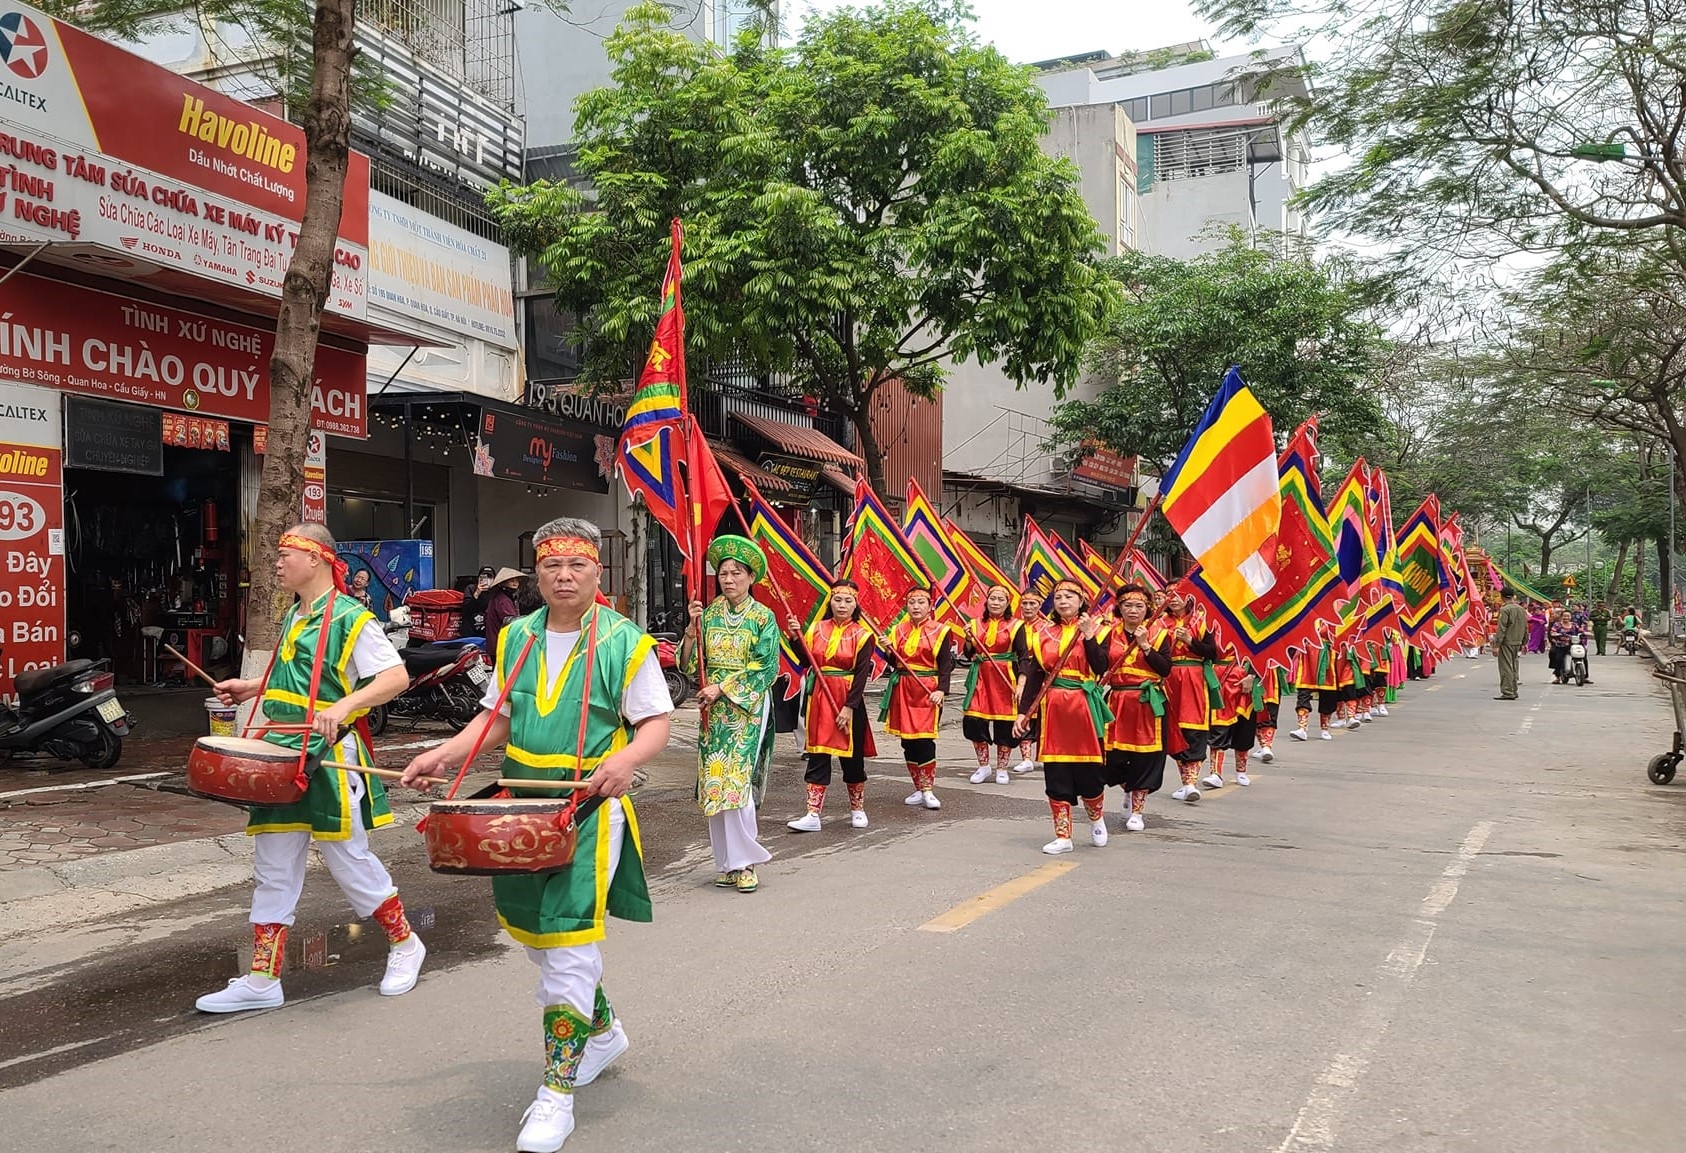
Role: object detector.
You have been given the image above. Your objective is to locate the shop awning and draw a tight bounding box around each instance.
[820,465,856,495]
[713,443,796,494]
[730,412,862,467]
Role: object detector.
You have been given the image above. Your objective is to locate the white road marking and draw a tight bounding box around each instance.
[1274,820,1494,1152]
[0,771,173,801]
[1453,673,1467,680]
[1511,692,1547,738]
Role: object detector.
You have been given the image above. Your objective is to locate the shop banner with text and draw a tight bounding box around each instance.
[0,2,369,317]
[0,382,64,702]
[0,272,366,436]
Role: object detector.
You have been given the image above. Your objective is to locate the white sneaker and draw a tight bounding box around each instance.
[787,811,822,833]
[1125,812,1145,832]
[517,1088,575,1153]
[850,809,869,828]
[922,790,942,810]
[1042,837,1075,855]
[1375,704,1389,717]
[576,1020,629,1087]
[1235,771,1250,786]
[969,765,993,784]
[379,936,426,997]
[1360,711,1374,723]
[1318,729,1333,741]
[1171,784,1201,803]
[905,790,926,806]
[1011,758,1036,774]
[995,770,1010,785]
[1257,745,1274,763]
[1289,728,1308,742]
[1328,718,1347,730]
[195,974,284,1014]
[1090,820,1108,847]
[1201,773,1225,790]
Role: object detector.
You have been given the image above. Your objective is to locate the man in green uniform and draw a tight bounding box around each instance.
[403,517,673,1153]
[199,524,420,1013]
[1590,600,1612,655]
[1494,586,1528,700]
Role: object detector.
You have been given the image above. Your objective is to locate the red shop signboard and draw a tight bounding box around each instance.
[0,273,366,437]
[0,383,65,702]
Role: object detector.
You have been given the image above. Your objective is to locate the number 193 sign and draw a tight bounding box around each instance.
[0,384,65,703]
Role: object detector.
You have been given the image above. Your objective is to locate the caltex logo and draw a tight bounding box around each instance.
[0,12,48,80]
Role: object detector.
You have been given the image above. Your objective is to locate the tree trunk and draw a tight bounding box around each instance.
[1538,537,1552,578]
[1659,535,1673,617]
[852,404,887,497]
[243,0,358,652]
[1635,538,1647,610]
[1606,538,1628,604]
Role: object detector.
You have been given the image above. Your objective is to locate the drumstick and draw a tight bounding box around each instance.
[318,761,447,787]
[164,644,219,690]
[495,778,592,790]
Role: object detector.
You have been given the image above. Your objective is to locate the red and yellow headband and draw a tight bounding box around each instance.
[536,536,600,563]
[279,532,349,594]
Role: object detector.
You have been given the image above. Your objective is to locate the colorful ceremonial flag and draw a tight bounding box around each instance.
[1019,516,1095,606]
[945,518,1020,612]
[1429,515,1475,654]
[1281,416,1322,504]
[1187,427,1346,672]
[1394,496,1443,638]
[1329,460,1383,611]
[742,477,834,702]
[902,478,983,622]
[1049,528,1099,599]
[618,220,691,555]
[1158,366,1281,609]
[842,478,928,630]
[1079,540,1167,595]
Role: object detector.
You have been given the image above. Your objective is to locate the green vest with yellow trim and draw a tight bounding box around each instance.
[491,605,656,948]
[247,590,392,841]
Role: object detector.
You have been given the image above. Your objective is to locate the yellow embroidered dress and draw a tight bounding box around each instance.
[684,596,780,816]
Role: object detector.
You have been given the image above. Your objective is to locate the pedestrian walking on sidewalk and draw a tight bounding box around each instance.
[198,524,419,1016]
[1591,600,1611,656]
[401,516,673,1153]
[682,535,778,894]
[1494,586,1527,699]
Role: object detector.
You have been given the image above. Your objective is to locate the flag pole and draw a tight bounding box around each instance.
[1018,492,1165,727]
[904,536,1020,706]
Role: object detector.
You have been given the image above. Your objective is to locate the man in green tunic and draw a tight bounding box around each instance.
[1494,586,1528,700]
[403,516,672,1153]
[197,524,418,1014]
[680,535,779,893]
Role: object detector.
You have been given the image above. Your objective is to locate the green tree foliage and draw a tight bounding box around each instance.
[1046,234,1388,474]
[488,0,1116,490]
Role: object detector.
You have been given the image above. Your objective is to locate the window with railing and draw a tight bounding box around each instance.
[1153,128,1248,181]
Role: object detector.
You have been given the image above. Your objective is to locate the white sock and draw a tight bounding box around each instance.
[246,973,279,991]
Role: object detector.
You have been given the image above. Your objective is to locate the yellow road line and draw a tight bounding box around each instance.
[1426,684,1442,692]
[918,860,1078,933]
[1201,774,1260,799]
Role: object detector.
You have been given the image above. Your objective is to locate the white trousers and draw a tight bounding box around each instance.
[526,799,625,1013]
[708,799,771,872]
[249,768,397,926]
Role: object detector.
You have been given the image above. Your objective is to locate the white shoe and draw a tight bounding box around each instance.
[1328,718,1347,730]
[905,790,926,806]
[850,810,869,829]
[195,974,284,1014]
[1171,784,1201,803]
[1258,745,1274,763]
[1201,773,1225,789]
[1090,820,1108,847]
[1319,729,1333,741]
[787,811,822,833]
[1289,728,1308,742]
[1011,758,1036,774]
[995,770,1010,785]
[576,1020,629,1087]
[1125,812,1145,832]
[1375,704,1389,717]
[970,765,992,784]
[517,1088,575,1153]
[922,790,942,810]
[1235,771,1250,786]
[1043,837,1075,855]
[379,936,426,996]
[1360,711,1374,723]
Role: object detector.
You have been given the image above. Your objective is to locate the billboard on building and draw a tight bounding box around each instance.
[368,192,515,349]
[0,2,369,317]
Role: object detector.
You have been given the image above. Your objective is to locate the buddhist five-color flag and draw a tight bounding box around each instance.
[1158,367,1280,609]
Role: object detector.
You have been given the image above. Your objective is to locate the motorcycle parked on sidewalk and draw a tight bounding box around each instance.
[0,646,132,769]
[365,642,490,737]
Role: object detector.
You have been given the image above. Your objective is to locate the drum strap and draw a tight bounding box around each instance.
[556,610,602,832]
[291,589,339,792]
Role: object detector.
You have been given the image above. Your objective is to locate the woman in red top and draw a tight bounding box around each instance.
[1158,584,1219,803]
[785,579,878,833]
[1008,595,1045,773]
[963,584,1022,786]
[1014,579,1111,855]
[1100,584,1172,831]
[878,587,956,810]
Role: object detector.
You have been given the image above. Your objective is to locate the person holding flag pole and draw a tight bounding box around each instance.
[1099,583,1173,831]
[962,584,1025,785]
[783,579,878,832]
[880,587,958,810]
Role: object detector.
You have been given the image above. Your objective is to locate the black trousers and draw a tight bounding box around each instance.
[1296,687,1338,716]
[1173,725,1209,764]
[962,716,1017,747]
[804,704,868,786]
[1104,749,1166,793]
[1045,759,1105,804]
[1210,713,1258,754]
[900,737,937,764]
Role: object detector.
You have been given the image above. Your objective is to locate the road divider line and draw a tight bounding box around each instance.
[918,860,1078,933]
[1425,684,1442,693]
[1202,775,1260,800]
[1272,820,1494,1152]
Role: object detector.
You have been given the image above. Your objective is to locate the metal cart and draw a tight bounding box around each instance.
[1648,661,1686,784]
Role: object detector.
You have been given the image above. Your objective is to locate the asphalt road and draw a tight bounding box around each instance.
[1,649,1683,1153]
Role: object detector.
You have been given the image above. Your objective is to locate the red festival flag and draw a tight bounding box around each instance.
[617,220,691,557]
[742,476,834,701]
[842,478,928,630]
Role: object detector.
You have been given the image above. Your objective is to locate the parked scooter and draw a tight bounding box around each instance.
[651,633,691,708]
[0,646,132,769]
[365,642,490,736]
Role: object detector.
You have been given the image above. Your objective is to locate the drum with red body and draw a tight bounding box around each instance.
[422,797,579,876]
[186,736,310,807]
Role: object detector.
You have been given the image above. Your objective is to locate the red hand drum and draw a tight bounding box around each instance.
[186,736,310,807]
[422,798,579,876]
